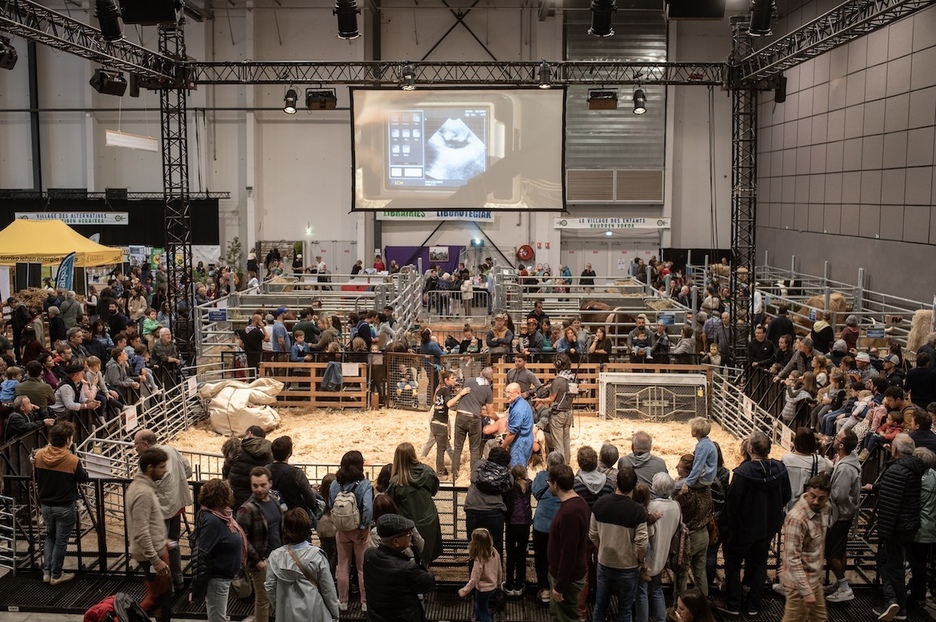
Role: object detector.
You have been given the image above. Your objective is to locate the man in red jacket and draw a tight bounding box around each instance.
[546,464,591,622]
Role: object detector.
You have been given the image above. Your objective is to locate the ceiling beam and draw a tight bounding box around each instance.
[0,0,176,80]
[187,60,725,85]
[736,0,936,83]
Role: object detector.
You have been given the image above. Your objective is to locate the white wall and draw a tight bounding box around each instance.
[0,1,736,272]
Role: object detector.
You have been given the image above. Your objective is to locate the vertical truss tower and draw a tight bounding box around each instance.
[729,16,757,367]
[159,23,194,364]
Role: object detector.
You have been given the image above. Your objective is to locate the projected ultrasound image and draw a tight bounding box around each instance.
[425,117,486,182]
[386,107,487,188]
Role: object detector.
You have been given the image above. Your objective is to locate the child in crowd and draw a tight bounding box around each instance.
[0,366,22,403]
[141,308,161,346]
[859,410,905,460]
[834,388,876,440]
[504,465,532,597]
[779,371,817,424]
[291,330,313,362]
[459,527,503,622]
[131,344,159,393]
[701,343,721,367]
[396,364,419,405]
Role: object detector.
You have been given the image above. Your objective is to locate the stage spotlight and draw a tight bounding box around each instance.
[90,68,128,96]
[306,89,338,110]
[633,88,647,115]
[95,0,124,42]
[0,36,16,71]
[538,61,552,89]
[283,87,298,114]
[400,64,416,91]
[749,0,775,36]
[588,0,616,37]
[334,0,361,40]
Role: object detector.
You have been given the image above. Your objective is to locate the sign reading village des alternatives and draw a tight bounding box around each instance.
[554,217,671,230]
[16,212,129,226]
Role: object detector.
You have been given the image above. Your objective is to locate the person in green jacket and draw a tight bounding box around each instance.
[908,447,936,601]
[387,442,443,566]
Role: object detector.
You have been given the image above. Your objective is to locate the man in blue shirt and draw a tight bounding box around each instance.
[271,307,291,354]
[502,382,534,468]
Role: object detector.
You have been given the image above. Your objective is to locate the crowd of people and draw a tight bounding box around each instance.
[0,287,184,446]
[8,259,936,622]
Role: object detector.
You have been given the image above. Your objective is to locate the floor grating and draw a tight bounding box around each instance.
[0,572,931,621]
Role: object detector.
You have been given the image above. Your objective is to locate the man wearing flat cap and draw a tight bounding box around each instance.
[363,514,435,622]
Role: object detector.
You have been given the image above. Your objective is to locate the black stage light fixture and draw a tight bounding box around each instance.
[334,0,361,39]
[283,87,298,114]
[749,0,775,36]
[90,69,128,96]
[400,64,416,91]
[120,0,181,25]
[538,61,552,89]
[588,0,616,37]
[95,0,124,41]
[633,88,647,115]
[0,36,16,70]
[588,90,618,110]
[306,89,338,110]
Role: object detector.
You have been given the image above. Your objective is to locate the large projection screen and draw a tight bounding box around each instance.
[351,88,566,212]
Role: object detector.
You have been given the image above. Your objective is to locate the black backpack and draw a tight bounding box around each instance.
[475,460,511,495]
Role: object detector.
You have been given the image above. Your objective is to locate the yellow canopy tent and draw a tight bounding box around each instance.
[0,219,123,266]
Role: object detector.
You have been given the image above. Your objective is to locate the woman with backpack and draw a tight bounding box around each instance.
[328,450,374,612]
[464,446,513,563]
[780,428,832,512]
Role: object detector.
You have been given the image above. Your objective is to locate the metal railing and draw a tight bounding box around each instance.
[195,268,424,362]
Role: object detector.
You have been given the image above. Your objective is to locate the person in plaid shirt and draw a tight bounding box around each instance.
[236,467,284,622]
[778,472,831,622]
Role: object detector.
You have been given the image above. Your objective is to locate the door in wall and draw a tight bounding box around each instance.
[309,240,358,275]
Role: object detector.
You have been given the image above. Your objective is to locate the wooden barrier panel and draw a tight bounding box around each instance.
[492,362,601,413]
[260,361,370,409]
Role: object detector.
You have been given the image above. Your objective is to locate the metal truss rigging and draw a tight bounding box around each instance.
[729,17,758,367]
[159,24,195,364]
[0,190,229,200]
[187,60,725,86]
[0,0,175,80]
[737,0,936,83]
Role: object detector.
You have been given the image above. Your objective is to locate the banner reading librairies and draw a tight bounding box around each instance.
[376,210,495,222]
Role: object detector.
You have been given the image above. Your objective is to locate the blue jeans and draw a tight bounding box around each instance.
[593,563,638,622]
[42,503,76,579]
[205,577,231,622]
[635,573,666,622]
[474,588,496,622]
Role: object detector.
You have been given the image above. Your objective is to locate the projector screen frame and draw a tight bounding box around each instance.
[350,86,568,213]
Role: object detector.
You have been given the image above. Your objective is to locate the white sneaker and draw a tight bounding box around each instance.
[339,602,348,612]
[826,587,855,603]
[771,583,786,596]
[361,603,367,613]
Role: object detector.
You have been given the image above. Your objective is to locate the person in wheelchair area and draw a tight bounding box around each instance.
[532,353,577,462]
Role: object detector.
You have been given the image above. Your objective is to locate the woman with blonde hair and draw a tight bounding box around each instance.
[387,442,443,565]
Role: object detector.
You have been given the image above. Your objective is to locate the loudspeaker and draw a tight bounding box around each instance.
[120,0,180,25]
[90,69,128,97]
[774,76,787,104]
[15,263,42,290]
[667,0,726,19]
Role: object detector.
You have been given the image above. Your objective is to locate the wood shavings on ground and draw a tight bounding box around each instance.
[173,406,754,487]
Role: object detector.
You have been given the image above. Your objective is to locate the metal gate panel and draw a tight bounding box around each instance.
[599,372,707,421]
